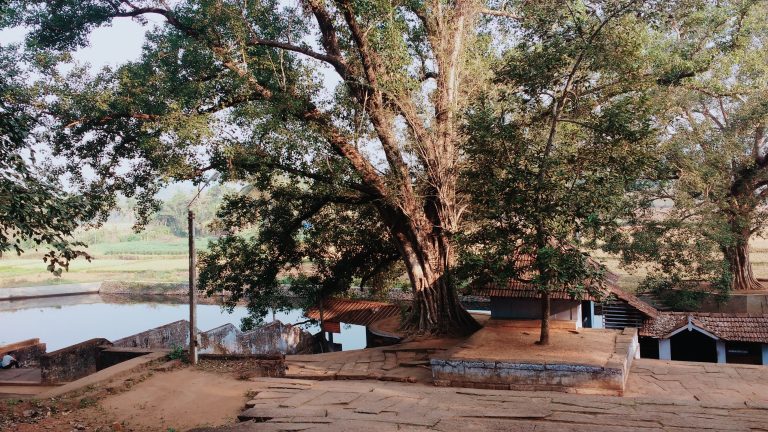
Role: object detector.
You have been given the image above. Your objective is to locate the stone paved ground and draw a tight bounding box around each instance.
[627,358,768,404]
[288,343,768,405]
[190,376,768,432]
[285,339,456,383]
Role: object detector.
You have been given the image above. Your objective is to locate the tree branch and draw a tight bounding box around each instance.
[248,38,345,70]
[479,8,520,19]
[114,2,391,199]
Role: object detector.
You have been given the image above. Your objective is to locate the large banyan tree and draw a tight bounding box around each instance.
[606,0,768,294]
[3,0,536,335]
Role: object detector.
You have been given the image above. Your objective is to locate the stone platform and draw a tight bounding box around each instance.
[190,374,768,432]
[430,320,639,395]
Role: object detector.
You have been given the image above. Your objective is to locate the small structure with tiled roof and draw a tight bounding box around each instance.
[305,298,401,328]
[636,312,768,365]
[471,253,619,329]
[305,298,402,348]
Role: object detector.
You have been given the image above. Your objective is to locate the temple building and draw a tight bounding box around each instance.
[473,255,768,366]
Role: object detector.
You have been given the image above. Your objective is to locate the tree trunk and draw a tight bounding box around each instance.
[393,227,480,336]
[538,291,551,345]
[724,240,763,291]
[406,269,481,336]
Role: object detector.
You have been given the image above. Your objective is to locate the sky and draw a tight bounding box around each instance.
[0,9,342,198]
[1,16,154,69]
[2,16,198,198]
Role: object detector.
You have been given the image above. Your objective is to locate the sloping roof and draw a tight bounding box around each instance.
[471,253,617,302]
[641,312,768,343]
[608,286,659,318]
[305,298,400,327]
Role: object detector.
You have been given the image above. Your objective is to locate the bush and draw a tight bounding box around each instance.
[167,345,187,362]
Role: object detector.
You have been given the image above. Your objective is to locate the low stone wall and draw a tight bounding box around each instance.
[199,353,287,377]
[431,328,639,395]
[98,347,154,370]
[0,282,101,300]
[111,319,314,355]
[199,321,315,355]
[611,327,640,389]
[0,339,47,367]
[41,338,112,384]
[111,320,191,349]
[699,292,768,314]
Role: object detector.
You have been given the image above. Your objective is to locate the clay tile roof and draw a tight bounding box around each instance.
[609,286,659,318]
[640,312,768,343]
[471,253,616,302]
[305,298,400,327]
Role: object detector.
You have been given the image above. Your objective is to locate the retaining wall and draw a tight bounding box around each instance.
[0,282,101,300]
[0,339,47,367]
[198,353,287,377]
[431,328,639,395]
[41,338,112,384]
[111,320,190,350]
[111,319,315,355]
[199,321,315,355]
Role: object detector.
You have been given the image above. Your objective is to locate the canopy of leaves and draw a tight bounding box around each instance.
[604,0,768,294]
[0,44,93,273]
[459,0,659,296]
[198,180,402,328]
[2,0,498,330]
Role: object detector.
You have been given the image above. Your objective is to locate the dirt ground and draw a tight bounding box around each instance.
[0,360,261,432]
[446,321,617,366]
[101,368,255,431]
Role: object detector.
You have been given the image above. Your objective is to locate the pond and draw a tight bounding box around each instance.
[0,294,367,352]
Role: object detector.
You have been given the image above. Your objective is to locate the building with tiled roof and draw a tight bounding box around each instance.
[470,251,622,327]
[305,298,401,328]
[634,312,768,364]
[470,250,768,366]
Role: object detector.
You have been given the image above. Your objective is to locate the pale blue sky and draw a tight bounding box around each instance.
[1,16,156,70]
[0,11,343,198]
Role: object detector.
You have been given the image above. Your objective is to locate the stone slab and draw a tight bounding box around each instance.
[238,407,327,421]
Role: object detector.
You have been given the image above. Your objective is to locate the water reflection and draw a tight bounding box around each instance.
[0,294,367,351]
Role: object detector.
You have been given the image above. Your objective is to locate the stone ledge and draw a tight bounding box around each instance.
[430,328,640,395]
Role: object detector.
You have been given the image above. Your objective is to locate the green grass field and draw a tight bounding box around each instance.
[0,237,211,288]
[590,237,768,292]
[4,224,768,291]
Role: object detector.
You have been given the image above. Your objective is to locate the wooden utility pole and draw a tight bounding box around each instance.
[188,210,198,365]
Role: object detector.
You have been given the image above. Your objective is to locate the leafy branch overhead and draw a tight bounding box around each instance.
[0,45,93,274]
[2,0,765,336]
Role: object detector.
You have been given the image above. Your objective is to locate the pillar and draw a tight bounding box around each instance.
[716,340,726,364]
[659,338,671,360]
[575,302,582,328]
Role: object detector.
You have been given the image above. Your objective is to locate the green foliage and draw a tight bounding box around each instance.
[77,397,97,408]
[460,1,659,302]
[154,184,236,237]
[639,272,731,311]
[605,0,768,291]
[198,184,401,323]
[0,42,95,274]
[167,345,187,362]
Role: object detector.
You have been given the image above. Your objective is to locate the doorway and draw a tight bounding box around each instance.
[670,329,717,363]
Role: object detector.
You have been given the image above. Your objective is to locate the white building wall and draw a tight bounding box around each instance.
[716,340,726,364]
[659,338,671,360]
[489,298,581,321]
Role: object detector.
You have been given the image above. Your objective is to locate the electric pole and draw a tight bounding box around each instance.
[188,209,198,365]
